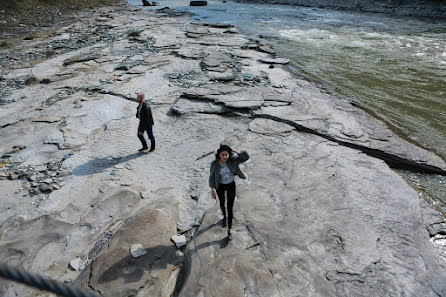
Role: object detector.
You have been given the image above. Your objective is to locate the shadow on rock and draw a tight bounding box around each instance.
[97,220,227,286]
[98,245,176,284]
[71,152,145,176]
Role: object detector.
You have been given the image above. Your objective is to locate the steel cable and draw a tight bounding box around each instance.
[0,263,103,297]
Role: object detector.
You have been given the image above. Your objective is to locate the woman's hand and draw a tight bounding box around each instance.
[211,188,216,199]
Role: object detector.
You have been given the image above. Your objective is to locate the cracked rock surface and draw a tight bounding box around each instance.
[0,2,445,297]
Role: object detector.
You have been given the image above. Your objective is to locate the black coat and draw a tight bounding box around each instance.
[136,102,154,128]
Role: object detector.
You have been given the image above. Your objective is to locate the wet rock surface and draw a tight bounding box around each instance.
[0,3,445,297]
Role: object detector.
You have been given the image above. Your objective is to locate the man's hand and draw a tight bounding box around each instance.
[211,188,216,199]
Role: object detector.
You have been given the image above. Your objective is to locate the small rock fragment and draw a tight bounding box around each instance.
[130,244,147,258]
[52,183,61,190]
[171,235,187,248]
[140,191,150,199]
[9,172,18,180]
[6,147,20,154]
[69,258,83,271]
[39,184,53,193]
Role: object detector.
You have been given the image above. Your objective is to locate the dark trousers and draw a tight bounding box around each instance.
[137,124,155,149]
[217,181,236,230]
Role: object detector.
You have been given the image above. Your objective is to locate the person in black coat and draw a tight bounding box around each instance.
[136,93,155,152]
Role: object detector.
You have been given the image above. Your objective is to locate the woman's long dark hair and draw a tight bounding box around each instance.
[215,144,233,160]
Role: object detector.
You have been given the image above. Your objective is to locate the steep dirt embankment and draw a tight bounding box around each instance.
[235,0,446,18]
[0,0,124,41]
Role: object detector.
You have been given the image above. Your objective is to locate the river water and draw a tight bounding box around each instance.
[128,0,446,213]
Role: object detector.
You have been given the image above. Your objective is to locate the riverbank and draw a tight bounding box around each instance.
[0,0,123,41]
[235,0,446,19]
[1,3,445,297]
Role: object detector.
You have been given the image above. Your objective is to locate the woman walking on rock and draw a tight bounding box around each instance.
[209,144,249,241]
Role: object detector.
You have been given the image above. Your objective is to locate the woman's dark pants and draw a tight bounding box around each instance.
[217,181,236,230]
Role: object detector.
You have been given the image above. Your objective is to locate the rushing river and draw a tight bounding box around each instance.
[128,0,446,212]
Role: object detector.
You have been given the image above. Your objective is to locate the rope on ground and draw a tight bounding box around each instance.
[0,263,104,297]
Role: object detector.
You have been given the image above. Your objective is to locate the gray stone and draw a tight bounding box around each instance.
[171,234,187,248]
[171,98,229,115]
[257,44,276,54]
[63,53,101,66]
[258,57,290,64]
[8,172,18,180]
[186,26,210,35]
[190,1,208,6]
[69,258,83,271]
[39,184,53,193]
[206,70,235,82]
[130,243,147,258]
[223,28,239,34]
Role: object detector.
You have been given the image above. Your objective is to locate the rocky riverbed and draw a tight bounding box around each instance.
[1,2,446,297]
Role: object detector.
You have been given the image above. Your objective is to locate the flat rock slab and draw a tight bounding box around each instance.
[206,70,235,82]
[89,208,181,297]
[142,55,171,69]
[176,47,209,60]
[257,44,275,55]
[202,52,232,69]
[258,57,290,64]
[178,131,446,297]
[249,118,294,135]
[179,205,281,297]
[186,26,210,35]
[63,53,101,66]
[258,95,446,173]
[183,84,244,98]
[171,98,229,115]
[32,116,62,123]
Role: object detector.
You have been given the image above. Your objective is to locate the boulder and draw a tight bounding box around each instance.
[39,184,53,193]
[190,1,208,6]
[69,258,85,271]
[206,70,235,82]
[171,235,187,248]
[130,244,147,258]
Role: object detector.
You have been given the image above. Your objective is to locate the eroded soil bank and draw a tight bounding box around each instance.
[1,3,445,297]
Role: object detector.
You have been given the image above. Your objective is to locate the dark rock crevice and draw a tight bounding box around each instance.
[253,113,446,176]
